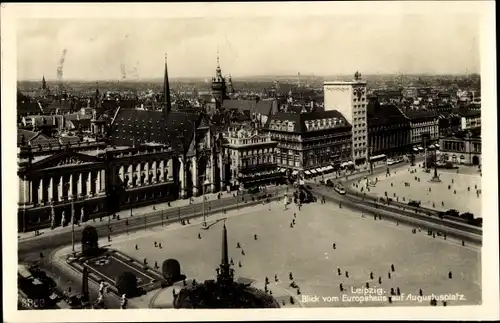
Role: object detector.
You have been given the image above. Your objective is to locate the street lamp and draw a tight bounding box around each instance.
[202,177,210,227]
[71,196,76,253]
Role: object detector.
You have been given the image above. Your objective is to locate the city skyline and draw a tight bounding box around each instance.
[18,15,480,81]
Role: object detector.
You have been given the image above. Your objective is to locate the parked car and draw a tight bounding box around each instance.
[445,209,460,217]
[325,179,334,187]
[460,212,474,221]
[408,200,421,207]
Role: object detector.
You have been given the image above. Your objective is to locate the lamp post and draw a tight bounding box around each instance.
[71,196,75,253]
[202,177,210,227]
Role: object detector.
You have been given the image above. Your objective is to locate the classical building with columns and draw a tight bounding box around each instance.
[17,55,229,232]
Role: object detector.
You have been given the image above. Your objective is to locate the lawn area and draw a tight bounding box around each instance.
[352,166,482,217]
[110,201,481,307]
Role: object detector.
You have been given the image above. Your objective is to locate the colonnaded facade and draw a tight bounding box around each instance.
[17,127,228,232]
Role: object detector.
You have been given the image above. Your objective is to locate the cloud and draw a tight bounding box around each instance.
[17,15,480,80]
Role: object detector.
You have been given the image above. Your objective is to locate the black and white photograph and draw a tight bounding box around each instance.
[2,2,498,322]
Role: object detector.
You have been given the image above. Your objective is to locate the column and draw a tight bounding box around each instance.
[77,173,83,196]
[128,165,133,187]
[38,177,44,205]
[136,163,142,186]
[27,178,32,204]
[179,157,186,198]
[144,161,150,185]
[48,177,53,202]
[192,157,199,195]
[86,171,92,196]
[100,169,106,191]
[168,159,173,181]
[68,174,73,199]
[96,169,101,193]
[58,175,64,201]
[159,160,165,182]
[119,165,124,182]
[152,161,157,183]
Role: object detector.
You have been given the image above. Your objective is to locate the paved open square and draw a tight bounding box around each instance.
[107,201,481,307]
[353,166,482,217]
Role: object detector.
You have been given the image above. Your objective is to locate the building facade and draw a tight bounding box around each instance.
[223,126,280,189]
[17,55,230,232]
[404,110,439,148]
[264,110,352,176]
[438,128,481,166]
[367,98,411,157]
[323,72,368,165]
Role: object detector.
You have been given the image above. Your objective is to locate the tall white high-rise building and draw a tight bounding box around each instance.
[323,72,368,165]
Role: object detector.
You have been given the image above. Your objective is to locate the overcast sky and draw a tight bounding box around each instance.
[17,14,480,81]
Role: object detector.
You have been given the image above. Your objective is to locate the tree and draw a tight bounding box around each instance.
[162,259,185,284]
[115,272,139,297]
[81,225,100,257]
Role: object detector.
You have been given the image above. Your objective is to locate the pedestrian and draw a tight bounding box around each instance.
[448,271,452,279]
[135,244,139,250]
[40,251,44,258]
[462,240,465,246]
[390,287,395,295]
[144,258,147,265]
[158,242,162,249]
[254,234,258,240]
[339,283,343,291]
[289,272,293,280]
[333,243,336,250]
[238,261,242,268]
[275,274,278,282]
[337,268,341,276]
[154,241,157,247]
[198,233,201,239]
[388,296,392,304]
[237,242,241,248]
[241,249,245,255]
[265,277,269,285]
[290,222,293,228]
[366,282,369,288]
[230,258,234,265]
[107,235,111,242]
[419,289,423,296]
[391,264,395,272]
[154,261,158,269]
[345,271,349,278]
[378,276,382,284]
[388,272,391,279]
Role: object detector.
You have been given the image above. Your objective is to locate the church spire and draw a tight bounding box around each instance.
[163,53,172,114]
[42,75,47,90]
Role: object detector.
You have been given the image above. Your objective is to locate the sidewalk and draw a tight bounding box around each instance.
[18,184,287,242]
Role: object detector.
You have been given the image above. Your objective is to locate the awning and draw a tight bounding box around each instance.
[305,170,311,175]
[326,165,334,170]
[292,170,298,175]
[418,147,424,151]
[280,168,287,173]
[413,148,419,151]
[429,145,435,149]
[340,162,348,167]
[434,143,440,148]
[310,169,317,174]
[316,168,323,173]
[347,161,354,165]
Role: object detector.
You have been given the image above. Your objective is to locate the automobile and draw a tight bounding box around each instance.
[334,186,346,195]
[445,209,460,217]
[319,180,325,185]
[325,179,334,187]
[460,212,474,221]
[407,200,421,207]
[306,185,312,189]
